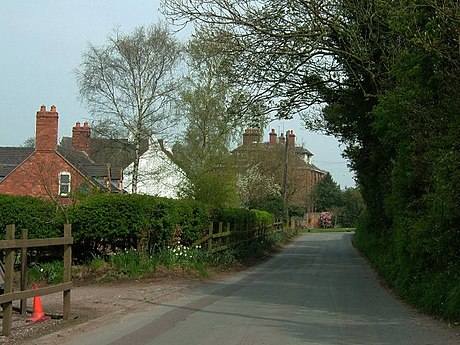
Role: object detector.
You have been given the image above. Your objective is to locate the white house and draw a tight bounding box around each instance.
[123,138,186,198]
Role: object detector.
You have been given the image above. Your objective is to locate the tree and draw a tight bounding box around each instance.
[22,137,35,148]
[171,29,264,206]
[311,173,342,212]
[76,22,182,193]
[162,0,460,319]
[339,187,364,228]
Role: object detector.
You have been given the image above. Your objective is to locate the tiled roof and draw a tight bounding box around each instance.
[0,147,34,178]
[60,137,147,169]
[57,147,124,180]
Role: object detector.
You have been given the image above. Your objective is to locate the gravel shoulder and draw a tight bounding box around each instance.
[0,269,238,345]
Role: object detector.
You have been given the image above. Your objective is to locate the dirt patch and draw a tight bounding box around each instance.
[0,268,241,345]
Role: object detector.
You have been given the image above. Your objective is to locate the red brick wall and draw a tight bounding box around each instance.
[72,121,91,152]
[0,151,86,200]
[35,105,58,151]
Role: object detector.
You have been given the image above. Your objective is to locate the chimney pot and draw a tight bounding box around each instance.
[35,104,59,151]
[72,120,91,152]
[269,128,277,145]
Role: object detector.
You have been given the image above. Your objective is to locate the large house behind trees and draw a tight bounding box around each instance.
[233,128,327,212]
[0,105,130,201]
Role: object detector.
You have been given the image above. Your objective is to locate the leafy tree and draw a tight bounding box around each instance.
[237,164,282,212]
[172,29,264,206]
[76,22,182,193]
[339,187,364,228]
[312,173,342,212]
[162,0,460,319]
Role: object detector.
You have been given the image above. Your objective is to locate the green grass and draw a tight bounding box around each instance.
[299,227,356,234]
[25,228,298,286]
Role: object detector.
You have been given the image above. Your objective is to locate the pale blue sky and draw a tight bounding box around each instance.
[0,1,355,188]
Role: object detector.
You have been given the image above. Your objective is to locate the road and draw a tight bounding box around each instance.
[39,232,458,345]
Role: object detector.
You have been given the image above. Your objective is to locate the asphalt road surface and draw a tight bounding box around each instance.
[52,232,459,345]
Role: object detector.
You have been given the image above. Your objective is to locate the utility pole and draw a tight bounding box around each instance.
[282,130,289,224]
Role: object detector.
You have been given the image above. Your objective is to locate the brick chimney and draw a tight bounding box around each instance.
[72,121,91,152]
[287,130,296,147]
[243,129,260,145]
[35,105,59,151]
[279,132,285,144]
[269,128,277,145]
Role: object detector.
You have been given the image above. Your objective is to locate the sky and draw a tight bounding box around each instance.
[0,1,355,188]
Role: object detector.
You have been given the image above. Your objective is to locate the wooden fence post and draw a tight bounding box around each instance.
[20,229,28,315]
[3,224,15,336]
[207,222,213,253]
[63,224,72,320]
[226,223,230,248]
[218,222,223,248]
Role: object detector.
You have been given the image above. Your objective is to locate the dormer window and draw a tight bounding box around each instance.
[59,172,71,196]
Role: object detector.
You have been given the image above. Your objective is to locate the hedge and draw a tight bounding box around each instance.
[0,194,277,262]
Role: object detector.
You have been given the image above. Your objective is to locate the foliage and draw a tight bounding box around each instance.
[177,167,240,208]
[68,193,210,260]
[163,0,460,321]
[237,164,281,207]
[27,261,75,286]
[312,173,342,212]
[0,195,62,239]
[76,22,182,193]
[211,207,274,231]
[338,188,364,228]
[171,29,263,208]
[248,195,285,221]
[319,212,333,229]
[109,249,158,279]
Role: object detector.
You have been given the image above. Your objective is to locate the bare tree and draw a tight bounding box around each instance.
[76,22,182,193]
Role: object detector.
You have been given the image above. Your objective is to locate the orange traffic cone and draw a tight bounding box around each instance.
[27,283,50,323]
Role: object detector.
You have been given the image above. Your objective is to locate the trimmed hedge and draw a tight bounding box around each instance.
[211,207,274,230]
[0,195,62,239]
[0,194,278,263]
[68,194,211,258]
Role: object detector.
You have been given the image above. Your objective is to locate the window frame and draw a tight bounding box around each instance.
[58,172,71,197]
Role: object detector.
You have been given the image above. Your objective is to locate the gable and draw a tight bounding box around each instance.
[0,150,88,199]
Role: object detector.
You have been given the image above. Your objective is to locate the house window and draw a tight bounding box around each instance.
[59,172,71,196]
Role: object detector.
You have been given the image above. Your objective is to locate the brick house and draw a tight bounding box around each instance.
[233,128,327,212]
[0,105,127,201]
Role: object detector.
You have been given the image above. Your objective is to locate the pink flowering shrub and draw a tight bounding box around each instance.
[319,212,333,228]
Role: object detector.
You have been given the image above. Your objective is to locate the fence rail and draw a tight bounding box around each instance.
[0,224,72,336]
[192,220,284,253]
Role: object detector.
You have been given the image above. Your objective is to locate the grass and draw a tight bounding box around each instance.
[299,227,356,234]
[24,228,299,287]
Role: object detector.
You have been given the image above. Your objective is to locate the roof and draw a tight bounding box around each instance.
[56,146,124,180]
[232,142,313,157]
[0,143,126,191]
[60,137,147,169]
[0,147,34,178]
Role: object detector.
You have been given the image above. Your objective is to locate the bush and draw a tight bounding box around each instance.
[68,194,210,260]
[319,212,333,228]
[0,195,62,238]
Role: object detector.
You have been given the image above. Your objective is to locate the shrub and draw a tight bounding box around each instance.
[68,194,210,260]
[0,195,62,238]
[319,212,333,228]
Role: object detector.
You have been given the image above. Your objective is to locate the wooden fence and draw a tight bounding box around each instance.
[0,224,72,336]
[192,220,284,253]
